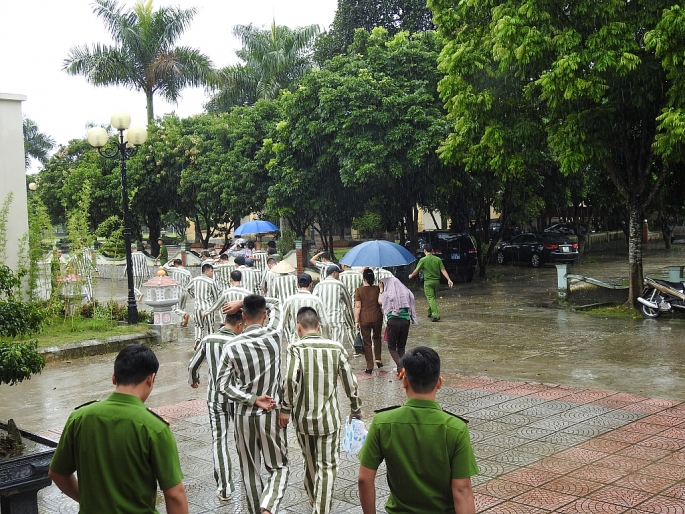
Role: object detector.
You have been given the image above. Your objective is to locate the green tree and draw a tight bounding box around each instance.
[63,0,215,124]
[207,20,320,111]
[430,0,675,304]
[23,118,55,169]
[316,0,433,61]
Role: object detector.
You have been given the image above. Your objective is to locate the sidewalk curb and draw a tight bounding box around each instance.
[39,331,160,362]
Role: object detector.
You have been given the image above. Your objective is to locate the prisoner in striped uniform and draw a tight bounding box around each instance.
[281,274,331,343]
[268,261,298,302]
[234,256,261,295]
[339,266,363,297]
[167,259,192,326]
[279,307,361,514]
[206,270,253,317]
[129,245,150,300]
[70,248,96,302]
[374,267,394,284]
[310,251,333,281]
[213,255,235,293]
[313,266,355,345]
[251,248,268,275]
[216,295,288,514]
[186,264,220,346]
[188,311,245,501]
[260,257,279,295]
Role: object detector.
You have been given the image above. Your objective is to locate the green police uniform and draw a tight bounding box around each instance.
[50,392,184,514]
[358,398,478,514]
[415,253,445,318]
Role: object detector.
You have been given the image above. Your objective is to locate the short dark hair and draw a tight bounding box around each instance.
[296,306,320,329]
[202,250,210,257]
[202,263,214,273]
[230,270,242,282]
[114,345,159,385]
[234,255,246,266]
[220,253,229,261]
[401,346,440,394]
[267,248,278,255]
[267,257,277,266]
[243,294,266,320]
[267,241,276,248]
[362,268,375,285]
[321,251,330,260]
[424,244,433,253]
[224,309,243,326]
[173,258,182,266]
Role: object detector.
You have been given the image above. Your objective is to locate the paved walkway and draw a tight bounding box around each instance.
[37,370,685,513]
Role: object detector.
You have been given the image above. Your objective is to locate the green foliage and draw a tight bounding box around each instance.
[0,266,24,301]
[26,195,54,299]
[63,0,215,123]
[352,212,383,239]
[0,301,43,338]
[0,341,45,386]
[96,215,125,258]
[66,180,94,253]
[0,192,12,264]
[23,118,55,169]
[207,21,320,111]
[279,228,296,254]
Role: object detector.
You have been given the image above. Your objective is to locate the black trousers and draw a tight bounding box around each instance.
[386,318,410,368]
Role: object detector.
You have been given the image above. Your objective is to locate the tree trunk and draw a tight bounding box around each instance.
[147,213,161,256]
[626,204,643,308]
[145,89,154,125]
[328,228,335,261]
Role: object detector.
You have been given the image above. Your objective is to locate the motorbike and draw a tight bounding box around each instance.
[637,277,685,318]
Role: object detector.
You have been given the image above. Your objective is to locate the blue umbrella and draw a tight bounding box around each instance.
[234,220,279,236]
[339,240,416,268]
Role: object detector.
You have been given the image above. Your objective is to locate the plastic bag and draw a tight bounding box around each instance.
[341,417,367,455]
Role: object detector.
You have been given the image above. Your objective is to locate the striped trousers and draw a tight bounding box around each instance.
[208,402,234,497]
[295,429,341,514]
[233,411,289,514]
[328,323,346,345]
[193,311,212,342]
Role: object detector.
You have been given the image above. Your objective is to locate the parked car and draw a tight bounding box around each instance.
[406,231,478,282]
[496,233,579,267]
[544,222,588,236]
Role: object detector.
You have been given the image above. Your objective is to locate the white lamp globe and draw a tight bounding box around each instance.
[28,182,37,191]
[87,127,109,148]
[110,111,131,130]
[127,125,148,146]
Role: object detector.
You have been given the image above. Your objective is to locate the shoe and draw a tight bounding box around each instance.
[216,491,231,501]
[365,369,373,374]
[397,368,405,379]
[193,339,201,351]
[181,313,190,327]
[427,314,433,319]
[376,361,383,368]
[432,317,441,322]
[353,352,363,357]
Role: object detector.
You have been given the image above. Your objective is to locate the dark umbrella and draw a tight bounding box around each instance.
[339,240,416,268]
[234,220,279,236]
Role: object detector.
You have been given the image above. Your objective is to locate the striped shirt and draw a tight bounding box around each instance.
[339,269,363,296]
[130,252,149,278]
[188,327,238,404]
[216,298,282,416]
[374,267,394,284]
[313,277,355,327]
[167,266,192,288]
[251,251,268,273]
[186,275,220,312]
[206,286,253,315]
[314,260,332,281]
[281,333,361,435]
[281,290,331,340]
[270,274,298,302]
[213,264,235,292]
[236,266,261,296]
[261,269,277,295]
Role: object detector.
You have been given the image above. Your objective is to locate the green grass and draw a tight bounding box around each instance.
[580,305,641,319]
[5,316,151,348]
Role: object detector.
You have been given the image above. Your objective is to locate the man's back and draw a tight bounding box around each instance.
[416,253,443,281]
[282,291,330,339]
[313,278,354,324]
[50,392,183,513]
[358,399,478,514]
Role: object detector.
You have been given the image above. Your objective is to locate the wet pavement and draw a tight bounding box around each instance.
[3,243,685,512]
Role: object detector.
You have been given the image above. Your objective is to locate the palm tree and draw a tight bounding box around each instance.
[23,118,55,169]
[206,20,320,111]
[63,0,215,124]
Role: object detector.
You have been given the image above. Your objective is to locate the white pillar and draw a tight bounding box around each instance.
[0,93,29,272]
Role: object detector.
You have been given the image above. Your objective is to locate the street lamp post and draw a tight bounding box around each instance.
[87,111,147,324]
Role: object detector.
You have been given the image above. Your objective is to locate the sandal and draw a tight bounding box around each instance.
[376,361,383,368]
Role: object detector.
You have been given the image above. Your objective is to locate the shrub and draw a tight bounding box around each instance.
[0,341,45,386]
[0,301,43,338]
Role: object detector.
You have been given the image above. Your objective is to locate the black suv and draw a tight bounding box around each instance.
[406,231,478,282]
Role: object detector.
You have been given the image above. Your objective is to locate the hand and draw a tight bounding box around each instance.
[349,413,362,422]
[355,322,360,329]
[255,395,276,411]
[447,279,454,288]
[222,300,243,315]
[278,413,290,428]
[191,382,199,389]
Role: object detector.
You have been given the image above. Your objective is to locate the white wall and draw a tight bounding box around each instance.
[0,93,29,271]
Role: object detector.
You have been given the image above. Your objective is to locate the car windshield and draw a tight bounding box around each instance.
[541,233,571,243]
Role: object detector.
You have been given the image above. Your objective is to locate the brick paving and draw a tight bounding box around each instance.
[38,370,685,513]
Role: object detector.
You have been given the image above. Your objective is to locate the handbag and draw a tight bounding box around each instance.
[341,417,367,455]
[353,330,364,352]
